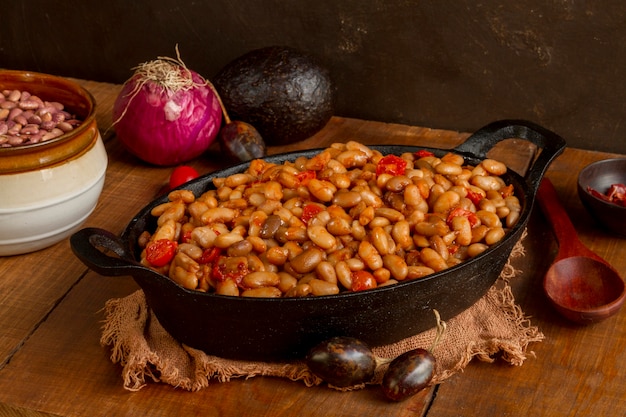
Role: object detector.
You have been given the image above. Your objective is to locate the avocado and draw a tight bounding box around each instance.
[213,46,334,146]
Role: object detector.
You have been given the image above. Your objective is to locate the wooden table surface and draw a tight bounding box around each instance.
[0,79,625,417]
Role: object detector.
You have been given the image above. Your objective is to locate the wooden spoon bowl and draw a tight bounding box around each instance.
[538,179,626,324]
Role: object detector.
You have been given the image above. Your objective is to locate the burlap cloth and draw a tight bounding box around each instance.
[100,230,543,392]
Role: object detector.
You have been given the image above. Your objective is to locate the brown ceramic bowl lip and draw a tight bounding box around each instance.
[0,69,98,173]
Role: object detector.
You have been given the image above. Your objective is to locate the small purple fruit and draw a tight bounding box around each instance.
[305,336,377,388]
[382,348,435,401]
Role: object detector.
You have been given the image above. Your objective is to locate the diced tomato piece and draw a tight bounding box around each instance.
[415,150,435,159]
[500,184,514,198]
[145,239,178,267]
[301,203,324,225]
[198,247,222,264]
[376,154,407,176]
[296,170,317,186]
[211,256,249,284]
[446,207,479,228]
[181,230,193,243]
[351,270,377,292]
[465,188,484,205]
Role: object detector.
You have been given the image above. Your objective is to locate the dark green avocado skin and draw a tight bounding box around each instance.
[214,46,335,146]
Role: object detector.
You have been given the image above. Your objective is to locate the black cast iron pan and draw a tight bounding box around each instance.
[71,119,565,361]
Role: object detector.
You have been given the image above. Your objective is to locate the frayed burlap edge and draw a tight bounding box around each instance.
[100,230,543,392]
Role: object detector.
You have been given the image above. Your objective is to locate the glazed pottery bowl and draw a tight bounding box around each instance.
[0,70,107,256]
[577,158,626,237]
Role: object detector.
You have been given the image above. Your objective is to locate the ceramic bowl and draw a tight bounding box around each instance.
[577,158,626,237]
[0,70,107,256]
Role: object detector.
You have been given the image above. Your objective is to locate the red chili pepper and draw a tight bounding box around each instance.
[351,270,378,292]
[145,239,178,267]
[376,154,407,176]
[296,170,317,186]
[301,203,324,225]
[415,150,435,158]
[446,207,479,228]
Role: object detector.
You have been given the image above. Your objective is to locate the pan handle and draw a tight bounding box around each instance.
[70,227,159,278]
[453,119,566,195]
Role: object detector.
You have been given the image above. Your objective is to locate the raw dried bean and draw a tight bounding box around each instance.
[7,90,21,102]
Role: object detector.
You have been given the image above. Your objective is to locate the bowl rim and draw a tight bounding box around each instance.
[0,69,99,173]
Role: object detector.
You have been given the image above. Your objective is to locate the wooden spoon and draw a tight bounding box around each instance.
[537,178,625,324]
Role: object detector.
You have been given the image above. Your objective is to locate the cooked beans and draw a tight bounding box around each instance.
[138,142,521,297]
[0,89,82,147]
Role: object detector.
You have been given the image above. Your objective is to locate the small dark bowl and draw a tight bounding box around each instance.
[578,158,626,237]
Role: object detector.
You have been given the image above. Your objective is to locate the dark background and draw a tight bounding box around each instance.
[2,1,625,153]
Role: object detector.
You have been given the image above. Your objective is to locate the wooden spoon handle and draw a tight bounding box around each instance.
[537,178,592,260]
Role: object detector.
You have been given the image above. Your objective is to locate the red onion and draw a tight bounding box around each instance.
[112,53,222,166]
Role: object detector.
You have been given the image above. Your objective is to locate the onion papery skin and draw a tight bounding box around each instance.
[113,70,222,166]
